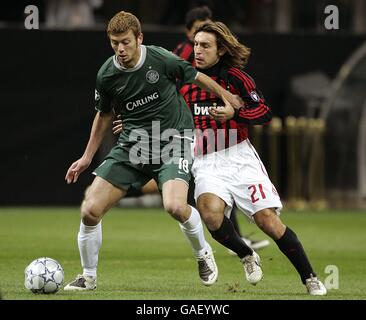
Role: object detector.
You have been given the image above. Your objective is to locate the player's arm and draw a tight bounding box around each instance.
[226,69,272,125]
[208,96,235,122]
[194,72,243,109]
[66,72,115,184]
[65,110,114,184]
[81,110,114,162]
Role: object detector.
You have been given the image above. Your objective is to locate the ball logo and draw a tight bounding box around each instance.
[250,91,260,102]
[146,70,159,84]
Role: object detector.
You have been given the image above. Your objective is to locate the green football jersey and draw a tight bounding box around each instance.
[95,45,197,158]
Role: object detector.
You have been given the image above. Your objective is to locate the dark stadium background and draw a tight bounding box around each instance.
[1,0,366,306]
[0,0,365,206]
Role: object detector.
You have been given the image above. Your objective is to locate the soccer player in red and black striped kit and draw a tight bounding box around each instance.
[184,21,326,295]
[174,6,269,251]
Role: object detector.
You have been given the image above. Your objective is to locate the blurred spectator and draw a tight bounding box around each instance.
[45,0,103,28]
[159,0,212,25]
[173,5,213,65]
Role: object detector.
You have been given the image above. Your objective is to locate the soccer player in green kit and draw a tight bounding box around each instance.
[64,11,245,291]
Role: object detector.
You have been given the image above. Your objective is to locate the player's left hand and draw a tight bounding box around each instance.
[209,96,235,121]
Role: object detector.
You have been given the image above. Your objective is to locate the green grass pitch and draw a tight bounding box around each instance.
[0,207,365,300]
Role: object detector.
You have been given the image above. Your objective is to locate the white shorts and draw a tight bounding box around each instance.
[191,139,282,220]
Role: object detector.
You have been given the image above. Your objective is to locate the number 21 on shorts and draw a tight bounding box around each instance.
[248,184,266,203]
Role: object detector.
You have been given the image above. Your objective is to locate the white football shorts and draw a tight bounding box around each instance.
[191,139,283,220]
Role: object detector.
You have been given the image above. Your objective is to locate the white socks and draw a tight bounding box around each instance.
[179,206,208,257]
[77,208,207,277]
[77,221,102,278]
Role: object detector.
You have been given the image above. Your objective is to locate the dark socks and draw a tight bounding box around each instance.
[209,216,252,259]
[275,227,316,284]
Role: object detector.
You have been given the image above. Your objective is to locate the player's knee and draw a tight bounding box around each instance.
[84,185,91,198]
[202,213,222,231]
[164,200,188,221]
[198,203,222,231]
[254,208,284,239]
[81,198,103,225]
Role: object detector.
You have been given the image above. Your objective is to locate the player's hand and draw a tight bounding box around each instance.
[209,96,235,121]
[65,157,91,184]
[112,119,123,135]
[227,93,244,110]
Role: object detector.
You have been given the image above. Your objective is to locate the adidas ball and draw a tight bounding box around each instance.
[24,257,64,294]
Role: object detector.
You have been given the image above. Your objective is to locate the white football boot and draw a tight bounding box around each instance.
[242,251,263,285]
[305,275,327,296]
[64,274,97,291]
[197,242,218,286]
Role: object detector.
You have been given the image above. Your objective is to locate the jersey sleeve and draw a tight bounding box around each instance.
[227,68,272,125]
[158,46,197,84]
[94,72,112,113]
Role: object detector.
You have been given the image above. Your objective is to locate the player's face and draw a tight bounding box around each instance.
[194,31,223,69]
[110,30,143,68]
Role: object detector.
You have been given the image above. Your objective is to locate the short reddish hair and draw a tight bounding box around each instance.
[107,11,141,38]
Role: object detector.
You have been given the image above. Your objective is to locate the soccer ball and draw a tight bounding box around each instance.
[24,257,64,294]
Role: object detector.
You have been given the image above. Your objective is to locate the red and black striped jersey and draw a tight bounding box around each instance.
[179,61,272,155]
[173,37,196,67]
